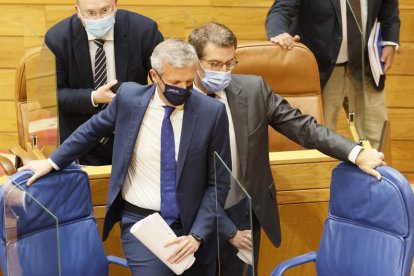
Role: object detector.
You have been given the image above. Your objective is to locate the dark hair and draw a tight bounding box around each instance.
[188,22,237,59]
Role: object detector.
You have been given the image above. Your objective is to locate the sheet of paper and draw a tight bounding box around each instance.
[237,248,253,265]
[130,213,195,275]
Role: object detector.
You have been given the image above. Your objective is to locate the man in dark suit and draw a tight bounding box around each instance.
[45,0,163,165]
[188,22,386,275]
[20,38,231,276]
[265,0,400,149]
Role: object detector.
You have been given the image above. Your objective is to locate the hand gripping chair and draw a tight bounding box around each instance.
[0,163,127,275]
[271,162,414,276]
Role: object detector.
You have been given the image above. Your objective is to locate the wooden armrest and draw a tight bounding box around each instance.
[269,149,335,165]
[9,145,35,165]
[81,165,112,179]
[0,155,16,176]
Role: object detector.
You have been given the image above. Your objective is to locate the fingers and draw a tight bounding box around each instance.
[165,236,198,264]
[270,33,297,50]
[365,167,382,181]
[103,79,118,89]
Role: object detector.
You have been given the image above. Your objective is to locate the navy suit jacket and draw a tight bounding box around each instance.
[266,0,400,88]
[50,82,231,263]
[45,10,163,163]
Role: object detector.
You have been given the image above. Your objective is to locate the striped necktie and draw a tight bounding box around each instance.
[93,39,107,89]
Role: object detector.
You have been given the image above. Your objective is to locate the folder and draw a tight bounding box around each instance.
[368,21,385,91]
[130,213,196,275]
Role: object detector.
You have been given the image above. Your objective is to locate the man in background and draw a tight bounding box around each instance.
[45,0,163,165]
[266,0,400,149]
[189,22,386,275]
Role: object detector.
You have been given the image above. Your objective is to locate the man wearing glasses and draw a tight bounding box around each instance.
[188,22,386,275]
[45,0,163,165]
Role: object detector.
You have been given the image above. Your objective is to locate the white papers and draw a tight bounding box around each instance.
[129,213,196,275]
[237,248,253,265]
[368,20,384,87]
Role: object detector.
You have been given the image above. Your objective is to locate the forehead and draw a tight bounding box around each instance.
[203,42,235,62]
[77,0,113,10]
[161,62,196,83]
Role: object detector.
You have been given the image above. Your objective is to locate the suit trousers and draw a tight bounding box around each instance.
[322,65,388,150]
[120,210,216,276]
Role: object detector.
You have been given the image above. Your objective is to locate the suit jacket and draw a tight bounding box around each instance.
[50,82,231,263]
[221,74,357,247]
[45,10,163,164]
[265,0,400,88]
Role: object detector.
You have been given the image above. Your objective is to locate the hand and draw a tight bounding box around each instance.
[165,235,201,264]
[355,148,387,180]
[229,230,252,250]
[269,33,300,50]
[18,160,54,186]
[381,45,396,73]
[92,80,118,104]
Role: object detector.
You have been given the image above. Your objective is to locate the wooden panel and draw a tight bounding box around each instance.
[0,5,45,36]
[400,0,414,7]
[90,178,109,206]
[271,161,338,191]
[388,43,414,76]
[401,10,414,42]
[388,108,414,140]
[0,102,17,132]
[0,69,15,101]
[0,133,18,152]
[258,202,328,276]
[391,140,414,173]
[386,76,414,107]
[277,188,330,204]
[0,37,24,68]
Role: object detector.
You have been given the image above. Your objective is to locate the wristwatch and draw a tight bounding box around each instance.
[191,233,204,243]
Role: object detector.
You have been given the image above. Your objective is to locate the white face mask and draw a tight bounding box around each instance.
[198,67,232,92]
[82,13,115,39]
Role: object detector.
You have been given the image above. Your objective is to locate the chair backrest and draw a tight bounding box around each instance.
[232,41,323,152]
[316,162,414,276]
[0,164,109,275]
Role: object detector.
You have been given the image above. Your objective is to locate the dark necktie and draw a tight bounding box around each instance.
[347,0,363,80]
[208,93,217,98]
[93,39,107,90]
[160,106,179,224]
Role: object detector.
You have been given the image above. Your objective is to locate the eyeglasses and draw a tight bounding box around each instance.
[201,58,239,71]
[80,4,115,19]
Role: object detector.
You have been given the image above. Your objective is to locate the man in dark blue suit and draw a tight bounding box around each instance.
[45,0,163,165]
[20,38,231,276]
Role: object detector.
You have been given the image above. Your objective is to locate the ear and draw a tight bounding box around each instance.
[149,69,158,83]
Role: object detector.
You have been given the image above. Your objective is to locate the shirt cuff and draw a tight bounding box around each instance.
[91,90,98,107]
[348,145,363,164]
[48,158,60,170]
[382,41,399,52]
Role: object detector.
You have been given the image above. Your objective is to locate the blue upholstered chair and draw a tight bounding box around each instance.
[0,163,127,275]
[272,162,414,276]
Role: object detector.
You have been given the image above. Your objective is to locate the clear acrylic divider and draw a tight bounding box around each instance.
[2,176,60,275]
[346,0,368,146]
[24,15,59,157]
[214,152,254,276]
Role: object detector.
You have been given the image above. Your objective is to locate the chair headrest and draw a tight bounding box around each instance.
[5,163,93,238]
[330,162,414,236]
[233,41,321,96]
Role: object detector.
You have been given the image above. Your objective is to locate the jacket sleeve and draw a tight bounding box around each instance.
[378,0,400,44]
[265,0,302,39]
[261,77,357,161]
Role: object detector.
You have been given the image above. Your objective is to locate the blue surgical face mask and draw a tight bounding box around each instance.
[83,14,115,39]
[199,67,232,92]
[156,72,192,106]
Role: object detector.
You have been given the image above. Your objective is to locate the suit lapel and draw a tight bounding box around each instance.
[225,81,248,180]
[114,12,129,81]
[176,95,198,185]
[330,0,342,25]
[123,85,155,168]
[72,17,93,86]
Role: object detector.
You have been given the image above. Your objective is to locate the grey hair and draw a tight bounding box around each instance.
[150,38,198,75]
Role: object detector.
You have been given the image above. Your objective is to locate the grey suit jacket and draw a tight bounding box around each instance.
[225,74,357,246]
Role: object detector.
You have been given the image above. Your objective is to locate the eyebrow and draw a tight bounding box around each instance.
[206,58,235,63]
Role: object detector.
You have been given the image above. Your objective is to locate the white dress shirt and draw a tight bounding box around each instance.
[121,89,184,210]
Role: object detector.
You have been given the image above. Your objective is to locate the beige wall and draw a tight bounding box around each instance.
[0,0,413,181]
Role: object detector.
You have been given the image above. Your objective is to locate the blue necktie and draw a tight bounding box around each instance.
[160,106,179,224]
